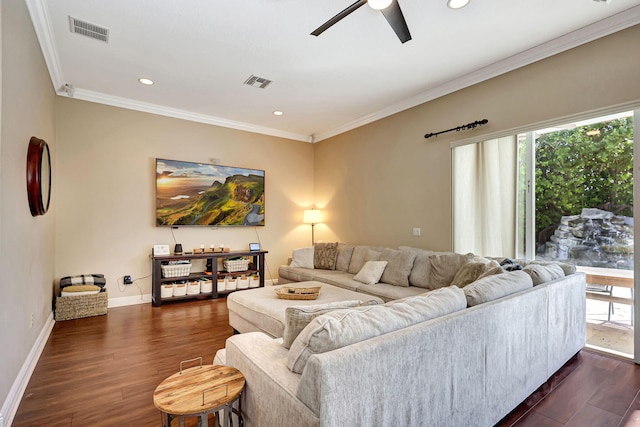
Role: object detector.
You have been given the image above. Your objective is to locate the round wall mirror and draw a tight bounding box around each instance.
[26,136,52,216]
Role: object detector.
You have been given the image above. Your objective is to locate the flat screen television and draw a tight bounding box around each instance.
[156,158,265,227]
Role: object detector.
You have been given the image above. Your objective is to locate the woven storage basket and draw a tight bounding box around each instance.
[274,285,321,300]
[224,258,250,272]
[55,292,108,321]
[161,262,192,278]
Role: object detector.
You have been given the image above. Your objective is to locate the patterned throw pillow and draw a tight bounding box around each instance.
[314,242,339,270]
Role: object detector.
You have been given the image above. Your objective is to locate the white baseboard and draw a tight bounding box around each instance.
[1,312,55,427]
[107,293,152,308]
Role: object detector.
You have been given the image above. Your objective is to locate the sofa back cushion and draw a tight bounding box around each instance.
[335,244,355,272]
[398,246,440,288]
[378,248,417,287]
[522,264,565,286]
[429,252,475,289]
[287,286,467,374]
[348,245,388,274]
[463,270,533,307]
[282,300,381,349]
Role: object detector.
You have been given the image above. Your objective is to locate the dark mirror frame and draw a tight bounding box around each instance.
[26,136,51,216]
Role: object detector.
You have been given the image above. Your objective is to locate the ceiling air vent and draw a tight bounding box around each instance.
[244,75,272,89]
[69,16,109,43]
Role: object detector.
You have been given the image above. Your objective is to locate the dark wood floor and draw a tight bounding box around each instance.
[12,298,640,426]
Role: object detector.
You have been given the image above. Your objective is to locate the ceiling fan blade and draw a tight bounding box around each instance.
[311,0,368,36]
[380,0,412,43]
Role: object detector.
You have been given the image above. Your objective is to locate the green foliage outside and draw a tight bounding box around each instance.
[535,117,634,244]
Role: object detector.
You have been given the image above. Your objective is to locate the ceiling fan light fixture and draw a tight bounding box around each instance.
[447,0,470,9]
[368,0,393,10]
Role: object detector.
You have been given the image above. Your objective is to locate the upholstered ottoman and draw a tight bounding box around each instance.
[227,281,383,338]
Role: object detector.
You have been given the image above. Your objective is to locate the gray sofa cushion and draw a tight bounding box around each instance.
[429,252,474,289]
[463,270,533,307]
[529,260,576,276]
[287,286,467,373]
[523,263,565,286]
[335,244,355,272]
[398,246,440,289]
[379,248,416,287]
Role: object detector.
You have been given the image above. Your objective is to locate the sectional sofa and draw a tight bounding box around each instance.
[216,244,586,427]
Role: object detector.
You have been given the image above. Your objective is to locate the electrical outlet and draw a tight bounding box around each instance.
[30,313,34,328]
[412,227,421,237]
[124,275,133,285]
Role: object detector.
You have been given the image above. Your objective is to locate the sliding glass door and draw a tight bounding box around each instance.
[454,109,638,361]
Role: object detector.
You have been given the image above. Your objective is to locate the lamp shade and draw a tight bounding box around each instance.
[303,209,322,224]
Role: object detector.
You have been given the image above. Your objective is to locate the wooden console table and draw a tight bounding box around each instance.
[151,250,267,307]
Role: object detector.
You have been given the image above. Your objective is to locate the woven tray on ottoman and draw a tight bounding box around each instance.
[55,292,108,321]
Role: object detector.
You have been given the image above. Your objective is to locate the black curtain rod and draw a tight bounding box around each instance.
[424,119,488,139]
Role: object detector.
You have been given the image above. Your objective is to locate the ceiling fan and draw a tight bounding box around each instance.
[311,0,412,44]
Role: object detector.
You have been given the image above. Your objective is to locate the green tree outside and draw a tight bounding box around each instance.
[535,117,634,246]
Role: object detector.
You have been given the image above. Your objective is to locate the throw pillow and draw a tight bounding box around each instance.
[287,286,467,374]
[353,261,388,285]
[314,242,339,270]
[282,300,380,349]
[428,253,474,289]
[522,264,565,286]
[378,248,417,287]
[335,244,355,272]
[463,270,533,306]
[289,247,315,269]
[450,262,487,288]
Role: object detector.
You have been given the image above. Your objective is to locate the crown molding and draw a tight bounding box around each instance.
[25,0,64,92]
[59,88,313,142]
[312,5,640,142]
[27,0,639,143]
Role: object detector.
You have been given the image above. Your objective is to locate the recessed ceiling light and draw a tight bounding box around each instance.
[273,110,284,116]
[447,0,470,9]
[138,78,154,85]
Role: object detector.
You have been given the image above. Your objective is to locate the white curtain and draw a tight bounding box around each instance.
[453,136,517,258]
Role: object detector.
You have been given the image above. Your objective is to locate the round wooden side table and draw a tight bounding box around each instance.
[153,362,245,427]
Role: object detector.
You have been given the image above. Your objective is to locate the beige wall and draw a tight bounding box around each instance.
[314,25,640,251]
[54,98,314,300]
[0,0,56,411]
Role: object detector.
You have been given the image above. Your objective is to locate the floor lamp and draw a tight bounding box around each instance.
[303,209,322,245]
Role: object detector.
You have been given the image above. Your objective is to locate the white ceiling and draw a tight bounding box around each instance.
[26,0,640,142]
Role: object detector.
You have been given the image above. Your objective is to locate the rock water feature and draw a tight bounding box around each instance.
[538,208,634,270]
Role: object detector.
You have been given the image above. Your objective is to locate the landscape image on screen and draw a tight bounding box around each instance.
[156,159,265,226]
